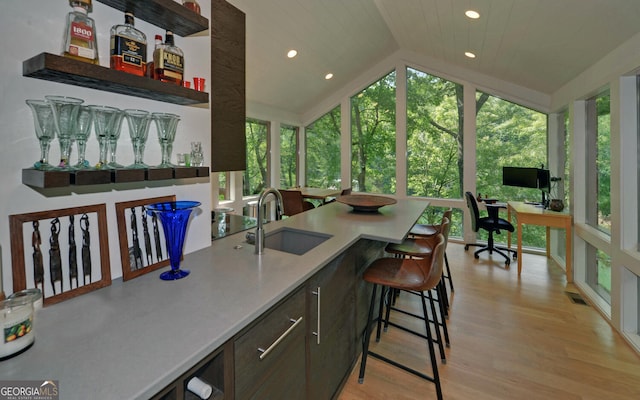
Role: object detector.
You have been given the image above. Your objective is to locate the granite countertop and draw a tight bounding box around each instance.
[0,198,428,400]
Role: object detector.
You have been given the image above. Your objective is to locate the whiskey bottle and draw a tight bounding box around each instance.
[110,12,147,76]
[62,0,99,64]
[153,31,184,85]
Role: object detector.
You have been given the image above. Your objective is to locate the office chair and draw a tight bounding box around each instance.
[464,191,517,265]
[278,189,315,216]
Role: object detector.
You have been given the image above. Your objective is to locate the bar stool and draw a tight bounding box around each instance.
[410,208,454,297]
[385,218,451,359]
[358,234,446,400]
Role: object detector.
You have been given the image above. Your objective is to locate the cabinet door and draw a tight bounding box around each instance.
[211,0,246,172]
[235,288,306,400]
[307,252,356,400]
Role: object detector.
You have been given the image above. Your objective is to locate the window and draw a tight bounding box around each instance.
[351,71,396,193]
[406,67,463,200]
[586,92,611,234]
[586,244,612,304]
[305,106,341,188]
[475,91,548,248]
[244,119,269,196]
[280,124,299,188]
[218,172,230,201]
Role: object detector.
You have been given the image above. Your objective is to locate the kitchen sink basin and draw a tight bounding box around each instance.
[264,227,332,255]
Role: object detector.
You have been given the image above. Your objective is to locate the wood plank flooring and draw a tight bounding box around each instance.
[338,243,640,400]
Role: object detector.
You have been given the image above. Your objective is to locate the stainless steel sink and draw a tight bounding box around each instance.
[263,227,332,255]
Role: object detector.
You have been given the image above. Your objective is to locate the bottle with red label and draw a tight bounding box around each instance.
[62,0,99,65]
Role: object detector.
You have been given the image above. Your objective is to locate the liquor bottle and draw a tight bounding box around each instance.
[62,0,99,65]
[153,31,184,85]
[146,34,163,78]
[110,12,147,76]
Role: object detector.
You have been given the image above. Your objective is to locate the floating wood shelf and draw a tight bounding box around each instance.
[95,0,209,37]
[23,167,210,189]
[23,53,209,106]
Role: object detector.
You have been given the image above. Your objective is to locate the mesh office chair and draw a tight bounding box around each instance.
[464,191,517,265]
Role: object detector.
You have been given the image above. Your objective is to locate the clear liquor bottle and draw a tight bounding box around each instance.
[153,31,184,85]
[110,12,147,76]
[62,0,99,64]
[146,34,163,78]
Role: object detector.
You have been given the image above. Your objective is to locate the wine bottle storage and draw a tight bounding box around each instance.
[22,166,210,189]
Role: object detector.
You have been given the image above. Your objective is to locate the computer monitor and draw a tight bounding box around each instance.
[537,168,551,193]
[502,167,538,189]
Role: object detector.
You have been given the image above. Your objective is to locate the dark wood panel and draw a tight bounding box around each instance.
[211,0,246,172]
[95,0,208,37]
[235,288,306,399]
[23,53,209,106]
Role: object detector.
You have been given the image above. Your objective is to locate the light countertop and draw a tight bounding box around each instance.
[0,198,428,399]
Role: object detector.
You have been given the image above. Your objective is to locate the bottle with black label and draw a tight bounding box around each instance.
[62,0,99,64]
[110,12,147,76]
[153,31,184,85]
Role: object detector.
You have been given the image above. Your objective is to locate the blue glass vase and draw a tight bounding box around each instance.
[146,201,201,280]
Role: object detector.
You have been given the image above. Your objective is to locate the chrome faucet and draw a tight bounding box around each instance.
[254,187,284,254]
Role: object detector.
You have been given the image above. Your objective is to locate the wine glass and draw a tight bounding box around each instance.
[124,109,151,169]
[45,95,84,170]
[107,109,125,169]
[152,112,180,168]
[89,105,120,169]
[25,99,56,170]
[73,105,94,169]
[146,201,200,280]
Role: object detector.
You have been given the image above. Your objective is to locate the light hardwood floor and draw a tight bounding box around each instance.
[338,242,640,400]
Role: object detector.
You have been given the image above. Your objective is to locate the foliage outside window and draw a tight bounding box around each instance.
[218,172,230,201]
[305,106,341,188]
[351,71,396,194]
[595,94,612,234]
[475,91,548,248]
[280,125,299,188]
[243,119,269,196]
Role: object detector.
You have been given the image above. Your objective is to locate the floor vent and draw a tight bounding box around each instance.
[565,291,589,306]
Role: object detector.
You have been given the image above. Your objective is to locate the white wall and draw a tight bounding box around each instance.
[0,1,212,295]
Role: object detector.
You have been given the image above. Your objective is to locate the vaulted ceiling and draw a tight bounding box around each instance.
[227,0,640,116]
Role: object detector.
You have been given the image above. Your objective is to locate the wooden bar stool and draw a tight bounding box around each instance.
[358,234,446,400]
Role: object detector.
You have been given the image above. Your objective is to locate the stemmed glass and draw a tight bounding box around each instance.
[45,95,84,170]
[124,109,151,169]
[152,112,180,168]
[89,105,121,169]
[146,201,201,280]
[72,105,94,169]
[107,109,125,169]
[25,99,56,170]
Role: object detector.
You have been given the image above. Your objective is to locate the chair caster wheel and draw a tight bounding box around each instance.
[505,259,511,266]
[464,245,470,251]
[474,254,479,259]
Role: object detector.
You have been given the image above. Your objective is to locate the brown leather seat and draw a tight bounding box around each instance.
[358,234,445,400]
[278,189,315,216]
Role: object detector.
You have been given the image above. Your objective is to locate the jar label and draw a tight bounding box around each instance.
[70,21,93,42]
[3,316,33,344]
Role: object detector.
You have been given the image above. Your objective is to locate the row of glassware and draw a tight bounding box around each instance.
[25,95,200,171]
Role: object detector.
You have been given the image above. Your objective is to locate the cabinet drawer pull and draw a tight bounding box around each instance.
[312,287,321,344]
[257,316,303,360]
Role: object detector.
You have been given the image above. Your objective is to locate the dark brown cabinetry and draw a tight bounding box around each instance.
[306,251,357,400]
[234,288,307,399]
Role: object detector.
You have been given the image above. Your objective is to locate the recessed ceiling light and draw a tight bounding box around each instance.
[325,73,333,80]
[465,51,476,59]
[287,49,298,58]
[465,10,480,19]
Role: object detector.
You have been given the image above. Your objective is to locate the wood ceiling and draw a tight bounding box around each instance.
[228,0,640,116]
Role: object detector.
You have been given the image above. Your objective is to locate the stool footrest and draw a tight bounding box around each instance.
[367,351,437,383]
